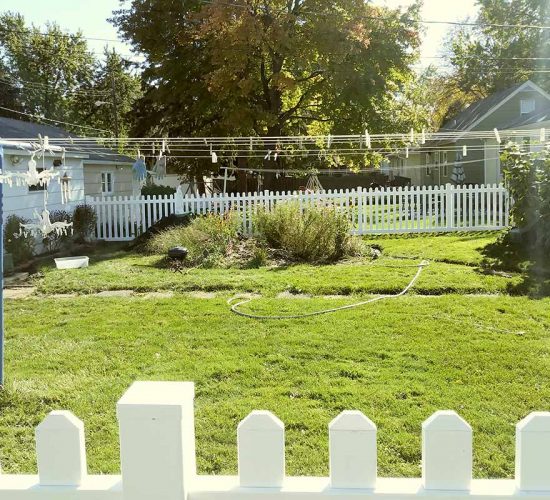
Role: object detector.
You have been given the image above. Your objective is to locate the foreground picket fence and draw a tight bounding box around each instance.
[86,183,510,241]
[1,380,550,499]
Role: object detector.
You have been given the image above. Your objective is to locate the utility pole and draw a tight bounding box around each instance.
[111,73,120,144]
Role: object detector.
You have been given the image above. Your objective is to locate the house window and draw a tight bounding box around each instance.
[101,172,114,194]
[28,168,46,192]
[425,152,432,176]
[520,98,536,115]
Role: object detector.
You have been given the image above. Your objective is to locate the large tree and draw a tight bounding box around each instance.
[113,0,424,139]
[448,0,550,98]
[0,12,140,138]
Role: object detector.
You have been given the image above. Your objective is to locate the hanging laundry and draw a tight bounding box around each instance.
[152,154,167,180]
[132,156,147,182]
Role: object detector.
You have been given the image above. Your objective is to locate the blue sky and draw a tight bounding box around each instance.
[2,0,479,67]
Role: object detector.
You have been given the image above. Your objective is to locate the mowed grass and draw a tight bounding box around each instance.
[3,232,549,479]
[3,295,550,478]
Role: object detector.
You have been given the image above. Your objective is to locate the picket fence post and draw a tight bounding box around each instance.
[445,183,454,231]
[35,410,87,486]
[238,411,285,488]
[422,410,472,491]
[516,411,550,492]
[329,410,377,489]
[117,381,196,500]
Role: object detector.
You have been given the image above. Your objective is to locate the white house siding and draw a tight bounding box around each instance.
[83,163,137,198]
[2,151,85,222]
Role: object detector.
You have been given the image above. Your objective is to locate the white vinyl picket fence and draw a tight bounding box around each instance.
[86,183,510,241]
[2,380,550,500]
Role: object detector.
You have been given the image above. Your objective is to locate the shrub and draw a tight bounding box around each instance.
[4,215,35,264]
[141,185,177,197]
[42,210,73,253]
[72,204,97,243]
[147,212,240,267]
[254,202,362,263]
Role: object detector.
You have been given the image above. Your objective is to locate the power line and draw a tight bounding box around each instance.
[0,77,112,97]
[0,106,112,133]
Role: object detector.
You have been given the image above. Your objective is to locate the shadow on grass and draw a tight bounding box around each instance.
[480,231,550,297]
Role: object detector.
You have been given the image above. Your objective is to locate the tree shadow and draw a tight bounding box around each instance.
[480,231,550,297]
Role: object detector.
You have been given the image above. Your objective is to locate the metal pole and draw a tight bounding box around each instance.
[0,145,5,387]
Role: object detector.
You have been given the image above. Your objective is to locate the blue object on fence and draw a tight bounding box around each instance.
[132,157,147,182]
[0,145,4,386]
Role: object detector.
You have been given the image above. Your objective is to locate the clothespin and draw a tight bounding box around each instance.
[211,152,218,163]
[327,134,332,149]
[463,145,468,157]
[494,128,501,144]
[264,150,272,160]
[274,151,278,161]
[421,128,426,145]
[61,147,66,165]
[540,128,546,143]
[410,128,414,143]
[405,146,409,159]
[364,129,371,149]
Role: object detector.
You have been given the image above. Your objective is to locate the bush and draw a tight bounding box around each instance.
[147,212,240,267]
[254,202,362,263]
[4,215,35,264]
[42,210,73,253]
[141,185,177,197]
[72,204,97,243]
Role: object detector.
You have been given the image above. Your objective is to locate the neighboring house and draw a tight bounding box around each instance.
[396,80,550,187]
[0,116,136,222]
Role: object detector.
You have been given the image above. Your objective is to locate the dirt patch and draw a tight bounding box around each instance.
[276,292,312,299]
[188,291,217,299]
[4,287,36,299]
[142,291,175,299]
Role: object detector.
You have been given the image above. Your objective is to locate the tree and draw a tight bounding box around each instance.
[447,0,550,97]
[112,0,426,174]
[0,12,96,122]
[0,12,140,138]
[79,49,142,139]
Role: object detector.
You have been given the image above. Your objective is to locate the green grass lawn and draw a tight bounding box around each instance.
[3,232,550,479]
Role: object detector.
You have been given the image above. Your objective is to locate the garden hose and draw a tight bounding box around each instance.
[228,260,430,320]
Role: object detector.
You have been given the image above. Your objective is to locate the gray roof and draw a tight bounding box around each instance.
[0,116,133,163]
[440,82,526,132]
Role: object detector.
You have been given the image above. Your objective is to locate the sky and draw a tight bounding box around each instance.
[1,0,480,68]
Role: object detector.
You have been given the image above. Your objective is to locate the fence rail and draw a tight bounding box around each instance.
[1,380,549,499]
[87,184,510,241]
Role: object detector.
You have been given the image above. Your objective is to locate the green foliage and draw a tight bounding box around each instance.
[72,204,97,243]
[3,215,35,264]
[501,143,550,252]
[147,213,241,267]
[447,0,550,97]
[254,202,362,263]
[42,210,73,253]
[141,184,177,197]
[0,12,140,138]
[112,0,428,173]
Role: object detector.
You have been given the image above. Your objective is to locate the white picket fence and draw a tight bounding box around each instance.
[1,380,550,499]
[86,184,510,241]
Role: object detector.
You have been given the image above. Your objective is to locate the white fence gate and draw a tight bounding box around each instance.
[86,184,510,241]
[2,380,550,499]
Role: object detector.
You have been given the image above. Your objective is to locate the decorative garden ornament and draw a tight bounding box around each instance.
[20,209,73,237]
